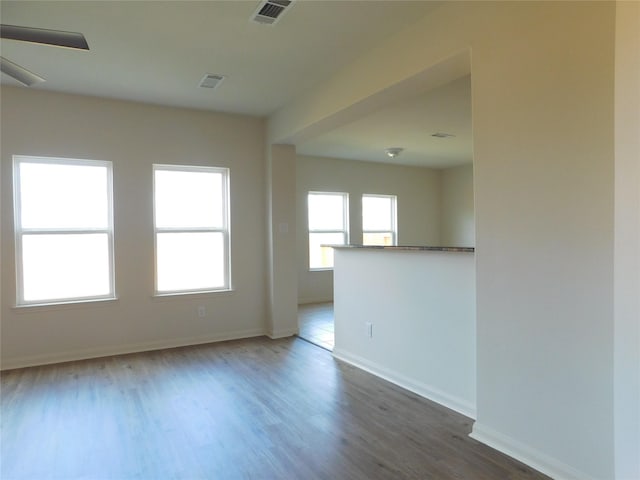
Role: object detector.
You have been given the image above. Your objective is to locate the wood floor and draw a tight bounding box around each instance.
[298,302,334,350]
[1,337,550,480]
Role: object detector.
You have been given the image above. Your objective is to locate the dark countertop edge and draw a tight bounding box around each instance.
[327,244,475,253]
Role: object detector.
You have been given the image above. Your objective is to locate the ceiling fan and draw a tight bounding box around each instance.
[0,24,89,87]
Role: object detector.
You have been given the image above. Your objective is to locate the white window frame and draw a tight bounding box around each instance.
[307,191,349,271]
[13,155,116,306]
[153,164,231,295]
[362,194,398,246]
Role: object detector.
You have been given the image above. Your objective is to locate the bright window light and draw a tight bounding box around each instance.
[156,232,225,292]
[22,234,111,301]
[362,194,397,246]
[307,192,348,270]
[153,165,230,294]
[154,170,223,229]
[13,156,115,305]
[19,162,109,229]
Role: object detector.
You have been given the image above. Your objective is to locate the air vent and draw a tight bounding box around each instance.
[199,74,225,90]
[431,132,456,138]
[251,0,293,25]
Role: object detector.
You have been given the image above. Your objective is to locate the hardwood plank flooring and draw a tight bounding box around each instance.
[298,302,334,350]
[1,337,550,480]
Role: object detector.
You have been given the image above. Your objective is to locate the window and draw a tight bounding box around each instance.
[308,192,349,270]
[153,165,230,294]
[13,156,115,306]
[362,194,397,246]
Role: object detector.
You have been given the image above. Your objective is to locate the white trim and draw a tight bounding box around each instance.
[152,164,231,294]
[13,296,118,310]
[470,423,599,480]
[0,328,266,371]
[297,296,333,305]
[12,155,116,306]
[362,193,398,246]
[267,328,298,339]
[332,347,476,419]
[152,289,234,299]
[307,191,349,269]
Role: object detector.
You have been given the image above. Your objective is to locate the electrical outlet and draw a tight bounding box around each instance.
[366,322,373,338]
[198,306,206,318]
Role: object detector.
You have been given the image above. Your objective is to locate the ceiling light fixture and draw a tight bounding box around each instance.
[385,147,404,158]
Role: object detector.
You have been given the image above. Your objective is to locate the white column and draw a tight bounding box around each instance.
[265,144,298,338]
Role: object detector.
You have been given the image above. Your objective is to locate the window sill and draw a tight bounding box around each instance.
[13,296,118,312]
[152,289,235,300]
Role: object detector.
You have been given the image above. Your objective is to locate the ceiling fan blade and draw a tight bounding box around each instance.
[0,24,89,50]
[0,57,45,86]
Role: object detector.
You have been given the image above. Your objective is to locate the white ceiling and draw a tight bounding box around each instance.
[0,0,471,169]
[297,75,472,168]
[0,0,439,116]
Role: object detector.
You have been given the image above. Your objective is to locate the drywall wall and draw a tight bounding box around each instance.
[614,1,640,478]
[270,2,617,479]
[1,87,267,368]
[440,164,474,247]
[470,4,614,479]
[296,154,441,304]
[333,248,476,418]
[266,144,298,338]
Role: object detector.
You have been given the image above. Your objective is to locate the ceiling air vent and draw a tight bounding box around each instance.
[199,74,225,90]
[251,0,293,25]
[431,132,456,138]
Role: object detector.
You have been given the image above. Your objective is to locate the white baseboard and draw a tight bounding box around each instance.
[297,296,333,305]
[0,328,266,370]
[332,347,476,419]
[267,328,298,339]
[470,422,599,480]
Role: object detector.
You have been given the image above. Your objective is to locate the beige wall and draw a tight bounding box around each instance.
[296,154,441,304]
[440,164,474,247]
[614,1,640,478]
[1,2,635,478]
[271,2,618,479]
[471,4,614,479]
[1,87,267,368]
[265,144,298,337]
[333,248,476,418]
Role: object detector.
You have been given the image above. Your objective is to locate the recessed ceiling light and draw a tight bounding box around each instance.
[431,132,456,138]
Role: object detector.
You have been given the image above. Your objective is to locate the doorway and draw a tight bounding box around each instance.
[297,302,334,350]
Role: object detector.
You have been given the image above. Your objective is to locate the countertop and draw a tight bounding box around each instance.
[329,244,474,253]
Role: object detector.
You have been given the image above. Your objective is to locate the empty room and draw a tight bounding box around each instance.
[1,1,638,480]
